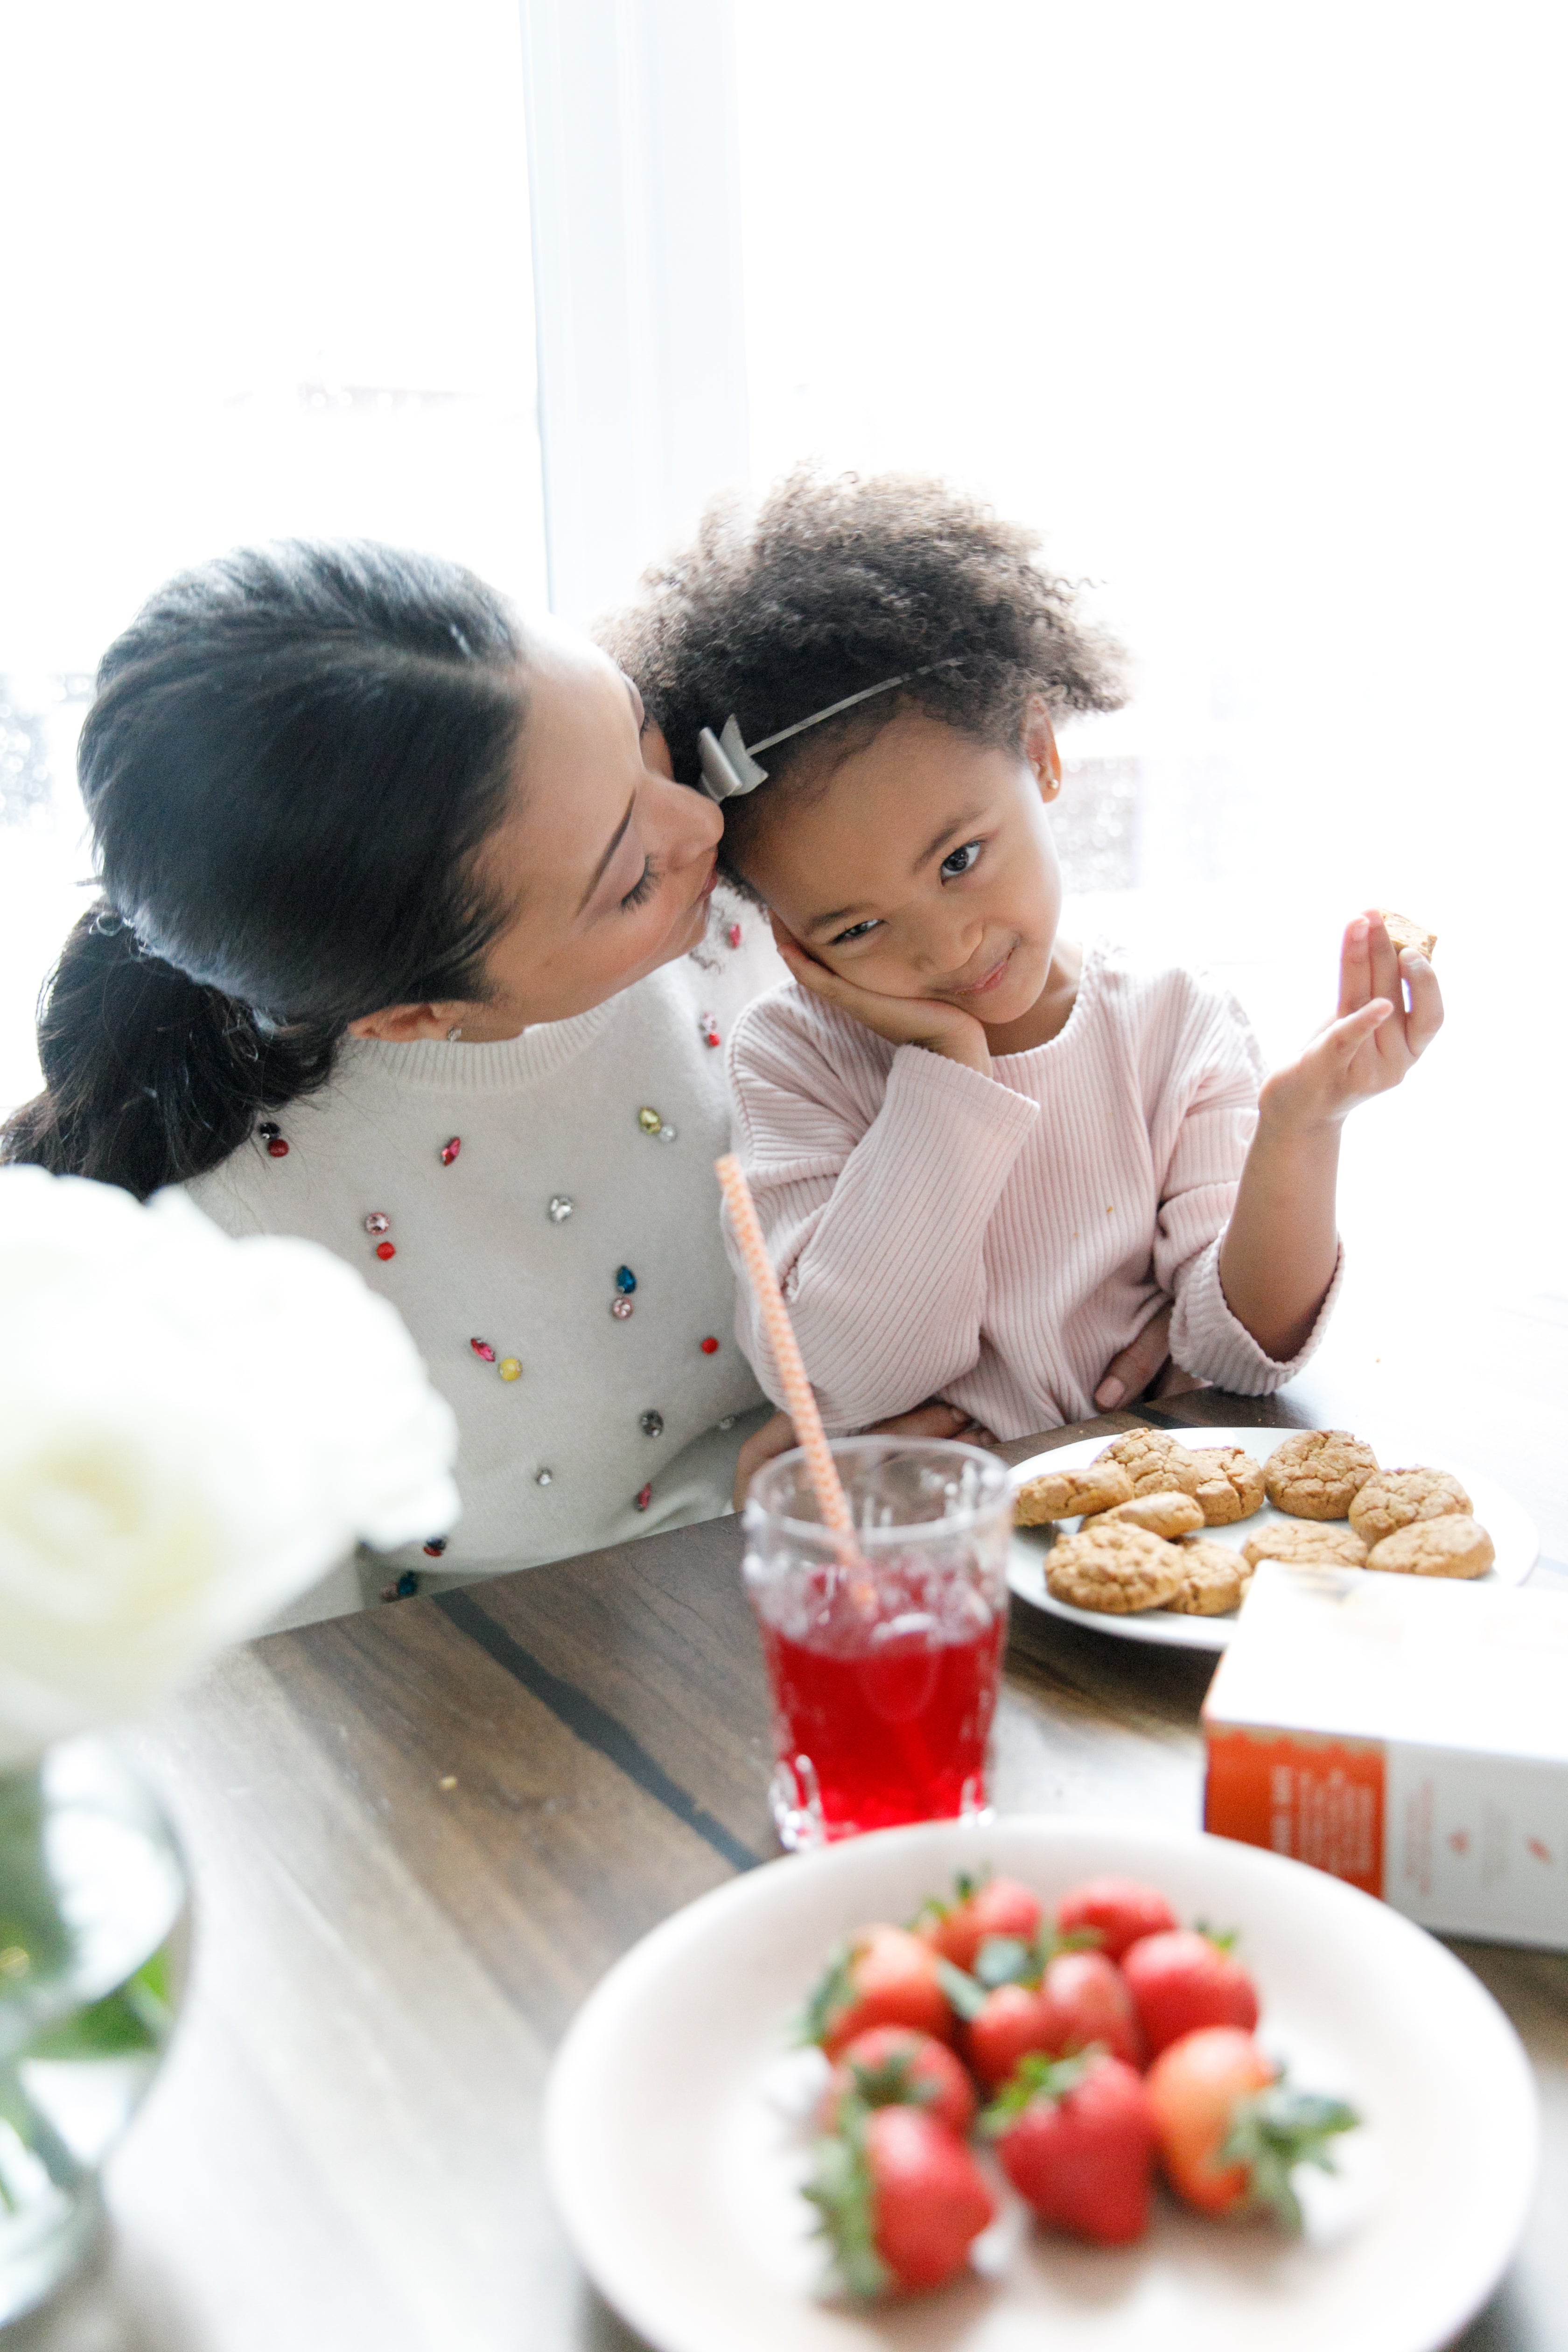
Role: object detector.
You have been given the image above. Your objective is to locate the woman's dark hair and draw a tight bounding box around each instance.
[602,468,1127,869]
[2,540,526,1198]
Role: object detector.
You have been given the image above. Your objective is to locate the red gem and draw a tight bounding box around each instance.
[470,1338,496,1363]
[440,1137,461,1166]
[704,1030,721,1049]
[266,1138,289,1158]
[423,1536,448,1559]
[728,924,742,949]
[375,1241,396,1261]
[700,1336,720,1354]
[634,1482,653,1512]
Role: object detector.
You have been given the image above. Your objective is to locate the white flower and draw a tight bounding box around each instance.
[0,1167,458,1763]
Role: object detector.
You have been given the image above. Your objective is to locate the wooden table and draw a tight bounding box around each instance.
[13,1392,1567,2352]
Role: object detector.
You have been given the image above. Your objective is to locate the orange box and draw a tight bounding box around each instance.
[1202,1565,1568,1949]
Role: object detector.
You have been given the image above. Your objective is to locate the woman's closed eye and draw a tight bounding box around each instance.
[939,839,983,879]
[620,857,658,910]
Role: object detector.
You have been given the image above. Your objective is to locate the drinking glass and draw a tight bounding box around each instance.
[742,1439,1012,1850]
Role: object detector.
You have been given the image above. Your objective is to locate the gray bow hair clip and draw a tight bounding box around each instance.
[695,661,962,803]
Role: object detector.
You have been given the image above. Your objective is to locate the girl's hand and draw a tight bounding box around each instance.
[731,1398,998,1511]
[769,916,994,1077]
[1260,910,1443,1134]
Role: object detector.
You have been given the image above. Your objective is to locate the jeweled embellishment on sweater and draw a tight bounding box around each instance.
[699,1012,721,1048]
[258,1120,289,1158]
[614,1266,637,1294]
[610,1297,634,1320]
[364,1211,390,1235]
[470,1338,497,1363]
[634,1482,653,1512]
[637,1106,662,1134]
[440,1136,462,1166]
[498,1357,521,1382]
[547,1194,574,1222]
[640,1410,665,1438]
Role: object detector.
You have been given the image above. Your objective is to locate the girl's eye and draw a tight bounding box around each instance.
[830,916,882,945]
[620,858,658,910]
[940,839,983,880]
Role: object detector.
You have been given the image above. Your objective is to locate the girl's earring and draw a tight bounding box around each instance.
[446,1022,462,1043]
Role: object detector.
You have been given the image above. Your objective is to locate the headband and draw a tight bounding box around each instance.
[695,660,961,803]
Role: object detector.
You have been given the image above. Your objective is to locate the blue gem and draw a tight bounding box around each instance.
[615,1266,637,1294]
[395,1569,420,1598]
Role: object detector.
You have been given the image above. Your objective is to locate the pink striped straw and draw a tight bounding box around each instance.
[714,1154,857,1545]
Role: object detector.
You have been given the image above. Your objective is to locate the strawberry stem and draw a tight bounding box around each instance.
[795,1941,856,2048]
[979,2045,1101,2135]
[803,2097,889,2301]
[1220,2077,1361,2231]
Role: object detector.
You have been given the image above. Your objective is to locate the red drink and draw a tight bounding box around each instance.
[760,1612,1005,1841]
[744,1439,1013,1849]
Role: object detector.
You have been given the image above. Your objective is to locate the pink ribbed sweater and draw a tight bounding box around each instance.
[724,941,1339,1440]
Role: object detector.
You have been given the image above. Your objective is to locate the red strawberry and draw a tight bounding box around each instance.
[1121,1927,1259,2058]
[1146,2026,1359,2226]
[806,2100,995,2298]
[800,1925,954,2060]
[914,1872,1045,1972]
[820,2028,977,2139]
[1055,1875,1178,1961]
[965,1981,1056,2088]
[984,2050,1157,2245]
[1034,1949,1143,2068]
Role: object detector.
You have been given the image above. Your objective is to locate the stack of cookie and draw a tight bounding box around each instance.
[1015,1427,1495,1621]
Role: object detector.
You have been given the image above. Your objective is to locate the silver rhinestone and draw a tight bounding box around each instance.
[658,1123,677,1142]
[547,1194,574,1223]
[718,1416,735,1431]
[640,1410,665,1438]
[535,1468,553,1487]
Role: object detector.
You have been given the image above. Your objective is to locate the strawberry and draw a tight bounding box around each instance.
[1146,2026,1359,2227]
[983,2050,1157,2245]
[1121,1927,1259,2058]
[963,1946,1140,2084]
[806,2097,996,2298]
[1034,1949,1143,2068]
[913,1871,1045,1972]
[820,2027,977,2139]
[965,1981,1056,2088]
[1055,1875,1178,1961]
[799,1925,954,2059]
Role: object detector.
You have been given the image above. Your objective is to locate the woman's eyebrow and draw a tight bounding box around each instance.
[577,792,637,911]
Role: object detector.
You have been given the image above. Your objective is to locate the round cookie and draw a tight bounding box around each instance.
[1366,1515,1494,1580]
[1349,1467,1472,1547]
[1240,1521,1369,1570]
[1168,1537,1255,1617]
[1189,1446,1266,1527]
[1046,1522,1186,1615]
[1093,1428,1203,1498]
[1082,1490,1205,1540]
[1014,1459,1134,1528]
[1264,1429,1379,1520]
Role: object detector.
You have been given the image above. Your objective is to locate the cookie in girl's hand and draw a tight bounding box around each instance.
[1379,910,1437,959]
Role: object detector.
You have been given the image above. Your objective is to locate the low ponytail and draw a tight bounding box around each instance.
[8,909,335,1198]
[1,541,527,1198]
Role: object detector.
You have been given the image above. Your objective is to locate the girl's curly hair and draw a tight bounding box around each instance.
[601,470,1128,841]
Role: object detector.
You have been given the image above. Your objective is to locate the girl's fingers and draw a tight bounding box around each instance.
[1400,953,1444,1056]
[1364,910,1403,1013]
[1337,915,1373,1017]
[1322,997,1394,1062]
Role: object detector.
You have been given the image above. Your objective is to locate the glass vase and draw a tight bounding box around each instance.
[0,1739,187,2324]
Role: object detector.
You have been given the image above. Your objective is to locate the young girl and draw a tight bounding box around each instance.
[607,472,1443,1439]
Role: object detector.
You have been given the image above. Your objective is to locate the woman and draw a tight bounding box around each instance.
[3,539,1170,1606]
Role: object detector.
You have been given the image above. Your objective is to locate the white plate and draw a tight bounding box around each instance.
[1008,1427,1540,1652]
[546,1817,1538,2352]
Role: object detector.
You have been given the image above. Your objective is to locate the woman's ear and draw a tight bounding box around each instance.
[1022,700,1063,801]
[347,1002,467,1043]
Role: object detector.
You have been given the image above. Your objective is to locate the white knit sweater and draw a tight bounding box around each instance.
[726,940,1341,1440]
[189,891,786,1586]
